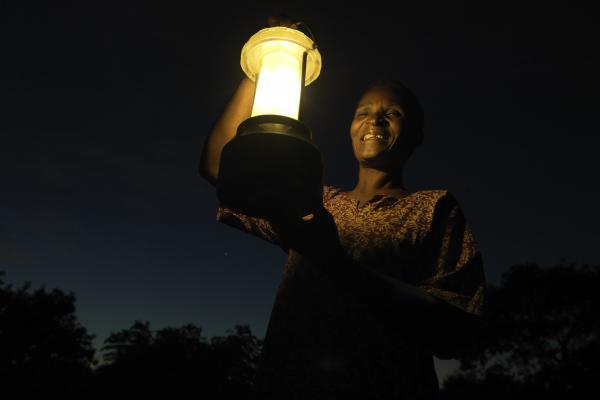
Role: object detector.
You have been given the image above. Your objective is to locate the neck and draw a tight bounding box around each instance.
[352,165,406,196]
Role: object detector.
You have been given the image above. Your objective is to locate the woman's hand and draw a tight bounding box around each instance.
[268,205,342,259]
[267,14,295,28]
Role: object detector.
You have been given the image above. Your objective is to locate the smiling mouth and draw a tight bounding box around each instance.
[361,132,388,142]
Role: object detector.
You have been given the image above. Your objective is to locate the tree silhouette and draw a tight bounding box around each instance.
[441,263,600,399]
[93,320,262,400]
[0,271,95,398]
[101,320,156,364]
[209,324,263,397]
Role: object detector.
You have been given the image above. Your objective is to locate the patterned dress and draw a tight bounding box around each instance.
[217,186,486,400]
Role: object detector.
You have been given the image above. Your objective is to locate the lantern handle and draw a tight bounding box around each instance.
[290,21,318,50]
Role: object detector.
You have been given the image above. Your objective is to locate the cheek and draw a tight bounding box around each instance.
[349,128,361,152]
[350,122,361,139]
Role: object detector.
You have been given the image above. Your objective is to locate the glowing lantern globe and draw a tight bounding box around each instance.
[217,26,323,218]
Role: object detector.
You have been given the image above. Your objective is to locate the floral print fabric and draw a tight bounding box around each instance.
[216,186,486,399]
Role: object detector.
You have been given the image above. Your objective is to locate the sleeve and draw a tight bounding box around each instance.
[216,206,284,248]
[215,185,339,250]
[418,191,487,358]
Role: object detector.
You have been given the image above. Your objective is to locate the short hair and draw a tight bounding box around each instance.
[361,80,424,148]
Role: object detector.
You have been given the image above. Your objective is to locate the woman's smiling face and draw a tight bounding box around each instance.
[350,87,411,169]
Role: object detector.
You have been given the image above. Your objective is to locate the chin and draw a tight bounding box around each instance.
[360,148,388,161]
[359,155,387,168]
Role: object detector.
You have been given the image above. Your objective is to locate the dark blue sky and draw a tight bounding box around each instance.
[2,0,598,382]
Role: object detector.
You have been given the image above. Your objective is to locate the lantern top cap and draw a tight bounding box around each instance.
[240,26,322,86]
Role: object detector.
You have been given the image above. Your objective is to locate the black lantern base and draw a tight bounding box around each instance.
[217,115,323,219]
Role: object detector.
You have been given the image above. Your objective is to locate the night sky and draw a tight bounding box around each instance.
[2,1,598,382]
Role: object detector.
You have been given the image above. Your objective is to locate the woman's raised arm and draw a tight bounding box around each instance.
[199,77,255,186]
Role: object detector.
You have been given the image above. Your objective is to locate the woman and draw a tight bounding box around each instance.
[200,63,486,400]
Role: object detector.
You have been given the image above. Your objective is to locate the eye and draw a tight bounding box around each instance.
[386,110,402,118]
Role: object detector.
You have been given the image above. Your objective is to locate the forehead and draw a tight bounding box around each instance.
[356,87,403,107]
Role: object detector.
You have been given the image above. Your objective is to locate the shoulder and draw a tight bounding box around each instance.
[403,189,465,229]
[322,184,345,203]
[405,189,459,209]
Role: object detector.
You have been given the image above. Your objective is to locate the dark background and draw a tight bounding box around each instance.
[1,0,598,382]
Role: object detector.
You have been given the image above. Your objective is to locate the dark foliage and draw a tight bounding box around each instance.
[91,320,262,400]
[4,263,598,399]
[441,263,600,399]
[0,272,96,398]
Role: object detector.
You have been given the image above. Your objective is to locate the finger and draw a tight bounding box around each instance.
[301,213,315,222]
[267,14,293,27]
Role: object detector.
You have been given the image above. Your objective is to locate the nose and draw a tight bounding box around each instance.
[367,113,387,126]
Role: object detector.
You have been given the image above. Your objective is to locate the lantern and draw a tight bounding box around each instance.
[217,26,323,218]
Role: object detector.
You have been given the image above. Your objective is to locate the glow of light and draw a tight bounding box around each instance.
[240,27,321,121]
[252,42,303,119]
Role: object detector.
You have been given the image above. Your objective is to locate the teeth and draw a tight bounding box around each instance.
[363,134,385,141]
